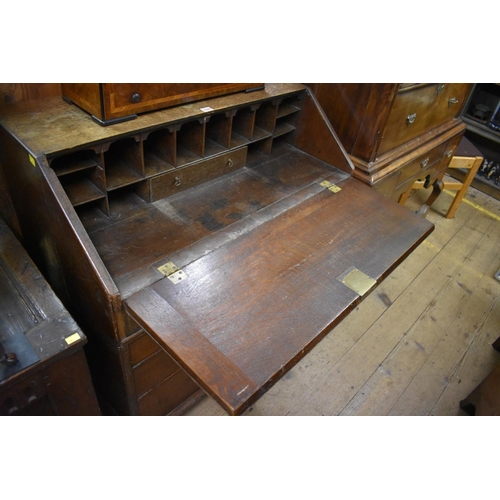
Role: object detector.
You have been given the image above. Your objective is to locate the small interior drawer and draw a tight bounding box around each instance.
[150,147,247,201]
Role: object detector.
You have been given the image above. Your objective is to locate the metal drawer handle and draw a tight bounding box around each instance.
[448,97,459,106]
[227,158,233,168]
[437,84,446,95]
[407,113,417,125]
[421,157,429,168]
[131,93,141,103]
[174,176,181,187]
[446,149,453,158]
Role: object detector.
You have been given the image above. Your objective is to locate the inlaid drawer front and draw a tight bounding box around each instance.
[150,147,247,201]
[378,83,471,156]
[105,84,262,120]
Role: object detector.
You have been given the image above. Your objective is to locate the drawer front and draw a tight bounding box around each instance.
[137,369,200,416]
[132,347,181,398]
[398,142,447,185]
[150,147,247,201]
[128,330,161,367]
[372,170,401,198]
[103,84,263,120]
[394,132,464,199]
[378,83,471,156]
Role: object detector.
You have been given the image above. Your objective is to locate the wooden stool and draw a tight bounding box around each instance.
[399,137,483,219]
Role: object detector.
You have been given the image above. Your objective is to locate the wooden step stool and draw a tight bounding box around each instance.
[399,136,483,219]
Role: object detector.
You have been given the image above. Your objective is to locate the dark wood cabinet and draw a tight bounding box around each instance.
[0,218,100,416]
[0,84,433,415]
[307,83,473,202]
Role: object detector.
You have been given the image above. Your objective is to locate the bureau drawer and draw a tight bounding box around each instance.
[398,142,447,184]
[137,369,200,416]
[128,330,161,367]
[378,83,471,156]
[150,147,247,201]
[132,347,181,397]
[106,84,263,120]
[395,132,464,197]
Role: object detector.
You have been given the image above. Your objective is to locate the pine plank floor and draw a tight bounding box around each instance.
[182,179,500,416]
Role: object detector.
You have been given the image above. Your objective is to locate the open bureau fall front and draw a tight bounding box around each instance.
[0,84,433,415]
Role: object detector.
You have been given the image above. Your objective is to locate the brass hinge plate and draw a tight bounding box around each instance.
[340,268,376,296]
[157,261,188,284]
[320,180,341,193]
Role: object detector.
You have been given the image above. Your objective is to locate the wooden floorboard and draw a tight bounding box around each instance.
[182,180,500,416]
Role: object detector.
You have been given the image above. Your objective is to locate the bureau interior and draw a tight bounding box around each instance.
[47,90,351,298]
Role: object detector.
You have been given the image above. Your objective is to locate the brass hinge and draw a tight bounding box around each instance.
[340,267,376,296]
[320,180,341,193]
[157,261,188,284]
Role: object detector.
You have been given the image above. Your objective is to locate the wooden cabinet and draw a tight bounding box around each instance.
[0,218,100,415]
[62,83,264,125]
[308,83,473,202]
[0,84,433,415]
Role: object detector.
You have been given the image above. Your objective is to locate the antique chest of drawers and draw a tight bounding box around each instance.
[0,217,100,415]
[61,83,264,125]
[308,83,473,203]
[0,84,433,415]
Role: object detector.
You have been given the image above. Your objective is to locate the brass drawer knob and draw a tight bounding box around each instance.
[437,84,446,95]
[448,97,459,106]
[174,176,181,187]
[446,149,453,158]
[407,113,417,125]
[131,93,141,103]
[421,157,429,168]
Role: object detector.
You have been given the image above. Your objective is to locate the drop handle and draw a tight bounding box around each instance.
[421,157,430,168]
[407,113,417,125]
[131,93,141,103]
[448,97,459,106]
[446,150,453,158]
[174,176,181,186]
[227,158,233,168]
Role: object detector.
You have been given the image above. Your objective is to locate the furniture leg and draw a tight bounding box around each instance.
[417,178,444,217]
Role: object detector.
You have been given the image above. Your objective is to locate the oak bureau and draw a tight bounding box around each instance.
[0,84,433,415]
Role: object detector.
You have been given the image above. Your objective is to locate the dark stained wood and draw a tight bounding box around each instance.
[150,147,247,200]
[0,217,100,416]
[126,331,161,366]
[294,90,353,175]
[126,176,433,415]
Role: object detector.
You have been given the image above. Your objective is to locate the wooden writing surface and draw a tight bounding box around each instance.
[126,174,433,415]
